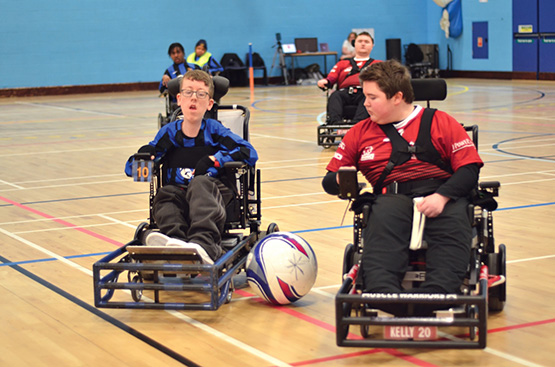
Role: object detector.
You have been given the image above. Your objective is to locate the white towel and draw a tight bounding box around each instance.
[410,197,426,250]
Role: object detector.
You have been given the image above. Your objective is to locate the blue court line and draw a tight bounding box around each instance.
[0,251,112,267]
[0,253,199,367]
[2,202,552,268]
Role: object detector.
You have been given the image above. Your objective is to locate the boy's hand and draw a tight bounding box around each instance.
[194,155,217,176]
[416,193,450,218]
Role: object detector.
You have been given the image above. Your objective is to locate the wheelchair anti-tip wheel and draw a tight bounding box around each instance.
[130,274,143,302]
[487,244,506,312]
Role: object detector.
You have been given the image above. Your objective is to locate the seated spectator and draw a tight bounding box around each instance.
[159,42,199,98]
[317,32,381,125]
[187,39,224,76]
[322,60,484,316]
[340,31,357,59]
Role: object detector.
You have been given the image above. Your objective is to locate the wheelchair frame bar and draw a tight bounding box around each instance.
[93,229,260,310]
[335,278,488,349]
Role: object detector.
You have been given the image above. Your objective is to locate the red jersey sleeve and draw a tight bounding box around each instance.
[431,111,484,172]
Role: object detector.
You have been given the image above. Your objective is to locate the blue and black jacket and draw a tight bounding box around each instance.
[125,118,258,186]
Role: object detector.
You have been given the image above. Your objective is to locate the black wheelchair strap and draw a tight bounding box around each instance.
[373,108,452,194]
[347,58,374,77]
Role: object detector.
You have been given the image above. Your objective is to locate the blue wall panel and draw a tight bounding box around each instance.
[0,0,526,89]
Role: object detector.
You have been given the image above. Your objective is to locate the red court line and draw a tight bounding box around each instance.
[488,318,555,333]
[0,196,124,247]
[236,289,439,367]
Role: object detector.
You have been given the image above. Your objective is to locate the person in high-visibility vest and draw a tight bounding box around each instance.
[187,39,224,76]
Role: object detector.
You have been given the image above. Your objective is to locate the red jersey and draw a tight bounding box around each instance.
[326,106,483,187]
[326,58,381,89]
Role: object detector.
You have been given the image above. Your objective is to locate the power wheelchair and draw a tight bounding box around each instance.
[317,78,444,149]
[317,86,363,149]
[334,79,506,349]
[93,77,279,311]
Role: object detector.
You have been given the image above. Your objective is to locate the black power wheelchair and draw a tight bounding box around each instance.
[316,78,450,149]
[316,86,363,149]
[334,79,506,349]
[93,76,279,311]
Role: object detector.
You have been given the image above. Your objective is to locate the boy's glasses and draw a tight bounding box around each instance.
[180,89,210,99]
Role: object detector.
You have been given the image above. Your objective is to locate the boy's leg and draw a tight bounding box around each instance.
[362,194,413,293]
[152,185,190,240]
[326,91,348,124]
[185,175,232,260]
[420,197,472,294]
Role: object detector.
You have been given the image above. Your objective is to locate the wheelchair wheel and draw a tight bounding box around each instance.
[266,223,280,234]
[158,113,164,129]
[130,274,143,302]
[468,305,478,340]
[488,244,506,312]
[337,302,352,341]
[342,243,355,280]
[133,222,150,242]
[358,305,376,338]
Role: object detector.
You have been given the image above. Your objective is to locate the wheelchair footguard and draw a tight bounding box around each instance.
[317,123,354,149]
[93,223,263,310]
[335,265,489,349]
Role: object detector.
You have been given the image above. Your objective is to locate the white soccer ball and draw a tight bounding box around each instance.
[246,232,318,305]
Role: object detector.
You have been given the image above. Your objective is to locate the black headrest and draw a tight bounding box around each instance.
[166,75,182,98]
[212,75,230,102]
[411,78,447,102]
[166,75,230,102]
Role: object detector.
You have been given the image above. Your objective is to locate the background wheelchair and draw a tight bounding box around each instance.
[93,77,279,311]
[334,80,506,349]
[316,86,362,149]
[317,78,445,149]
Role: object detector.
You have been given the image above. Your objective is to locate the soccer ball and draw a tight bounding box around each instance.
[246,232,318,305]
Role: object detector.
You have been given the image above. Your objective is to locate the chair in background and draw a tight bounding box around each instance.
[245,52,268,85]
[220,53,248,87]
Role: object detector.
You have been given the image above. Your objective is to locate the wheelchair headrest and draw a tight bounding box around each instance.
[411,78,447,102]
[166,75,230,102]
[212,75,230,102]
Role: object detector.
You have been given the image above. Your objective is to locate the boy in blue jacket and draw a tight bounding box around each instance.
[126,70,258,264]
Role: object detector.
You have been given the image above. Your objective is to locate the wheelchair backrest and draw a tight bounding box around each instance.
[411,78,447,108]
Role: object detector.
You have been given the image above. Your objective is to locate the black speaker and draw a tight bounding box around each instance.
[386,38,402,61]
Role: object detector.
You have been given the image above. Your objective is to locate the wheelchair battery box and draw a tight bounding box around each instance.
[338,166,358,199]
[132,153,154,182]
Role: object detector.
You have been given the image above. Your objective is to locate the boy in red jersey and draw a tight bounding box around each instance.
[322,60,483,315]
[317,32,381,124]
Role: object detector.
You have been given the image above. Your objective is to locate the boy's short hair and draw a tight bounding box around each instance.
[168,42,184,56]
[181,70,214,98]
[355,31,374,44]
[359,59,414,103]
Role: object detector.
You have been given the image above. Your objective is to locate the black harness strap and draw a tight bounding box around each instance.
[373,108,452,193]
[347,58,374,77]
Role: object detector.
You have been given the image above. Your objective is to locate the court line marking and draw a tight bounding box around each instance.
[15,101,126,117]
[1,197,550,367]
[0,198,294,367]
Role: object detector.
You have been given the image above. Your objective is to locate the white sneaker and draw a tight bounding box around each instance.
[166,239,214,265]
[145,232,170,247]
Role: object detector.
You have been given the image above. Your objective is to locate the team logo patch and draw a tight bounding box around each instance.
[360,146,375,161]
[179,168,193,180]
[334,152,343,161]
[339,141,346,150]
[452,138,475,153]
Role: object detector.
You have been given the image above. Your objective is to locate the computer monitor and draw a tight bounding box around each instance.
[294,37,318,53]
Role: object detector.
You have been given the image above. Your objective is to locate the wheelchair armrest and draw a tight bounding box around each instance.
[479,181,500,197]
[223,161,247,170]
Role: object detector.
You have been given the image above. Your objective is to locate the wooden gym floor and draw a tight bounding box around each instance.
[1,78,554,366]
